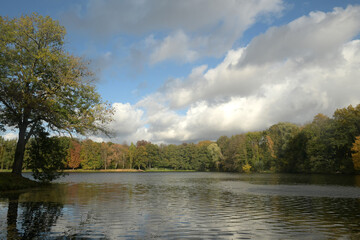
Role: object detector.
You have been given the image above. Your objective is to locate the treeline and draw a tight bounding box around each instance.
[217,104,360,174]
[0,138,222,172]
[1,104,360,174]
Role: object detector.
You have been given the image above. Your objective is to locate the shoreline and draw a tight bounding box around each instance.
[63,169,144,173]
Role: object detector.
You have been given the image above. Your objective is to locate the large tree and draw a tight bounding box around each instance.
[0,14,112,175]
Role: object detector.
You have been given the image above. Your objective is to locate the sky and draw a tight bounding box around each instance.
[1,0,360,144]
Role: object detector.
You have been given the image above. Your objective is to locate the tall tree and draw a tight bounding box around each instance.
[134,145,147,170]
[207,143,223,171]
[67,140,81,170]
[0,14,112,175]
[128,143,136,169]
[80,139,103,170]
[28,133,70,182]
[266,122,300,170]
[332,104,360,172]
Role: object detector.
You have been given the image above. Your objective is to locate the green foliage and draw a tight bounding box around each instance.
[145,143,160,168]
[207,143,223,170]
[303,114,336,173]
[80,140,103,170]
[2,102,360,175]
[0,13,112,175]
[128,143,136,169]
[133,145,148,170]
[0,138,16,170]
[28,133,69,182]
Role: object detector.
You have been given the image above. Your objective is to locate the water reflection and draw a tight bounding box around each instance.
[0,172,360,239]
[2,191,63,239]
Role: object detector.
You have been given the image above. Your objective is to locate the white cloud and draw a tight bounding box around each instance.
[92,102,151,144]
[240,5,360,66]
[3,132,17,141]
[88,5,360,144]
[63,0,284,63]
[150,30,199,64]
[132,6,360,143]
[107,103,144,136]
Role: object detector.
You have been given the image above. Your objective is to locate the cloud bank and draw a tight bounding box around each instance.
[98,5,360,144]
[63,0,283,64]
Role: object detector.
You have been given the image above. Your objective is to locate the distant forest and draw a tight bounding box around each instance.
[1,104,360,174]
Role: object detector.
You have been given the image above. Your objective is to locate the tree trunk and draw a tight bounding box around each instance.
[12,125,27,175]
[7,193,20,239]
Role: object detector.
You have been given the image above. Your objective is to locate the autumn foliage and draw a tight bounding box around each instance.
[67,141,81,170]
[351,136,360,171]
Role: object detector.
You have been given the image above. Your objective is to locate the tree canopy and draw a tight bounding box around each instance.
[0,14,112,175]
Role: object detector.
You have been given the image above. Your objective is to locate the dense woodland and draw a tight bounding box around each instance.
[1,104,360,175]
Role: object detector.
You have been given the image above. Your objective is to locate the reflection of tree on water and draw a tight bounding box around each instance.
[5,191,63,239]
[7,193,20,239]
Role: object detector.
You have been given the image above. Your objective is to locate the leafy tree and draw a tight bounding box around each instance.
[28,132,70,182]
[196,144,212,171]
[107,143,128,169]
[80,140,103,170]
[351,136,360,171]
[282,130,308,173]
[266,122,300,170]
[0,139,16,169]
[100,142,109,170]
[0,14,111,175]
[67,140,81,170]
[128,143,136,169]
[207,143,223,171]
[224,134,247,172]
[163,144,181,169]
[145,143,160,169]
[134,145,147,170]
[245,132,263,172]
[303,114,336,173]
[217,136,230,170]
[332,104,360,172]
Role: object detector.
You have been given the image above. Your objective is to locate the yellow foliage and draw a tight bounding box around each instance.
[351,136,360,171]
[242,163,252,173]
[197,140,213,147]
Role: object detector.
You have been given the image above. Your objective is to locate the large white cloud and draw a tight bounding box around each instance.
[94,5,360,144]
[240,5,360,66]
[63,0,284,63]
[97,103,151,144]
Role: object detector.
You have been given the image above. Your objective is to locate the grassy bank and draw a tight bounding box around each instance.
[0,173,40,192]
[63,169,144,173]
[145,168,196,172]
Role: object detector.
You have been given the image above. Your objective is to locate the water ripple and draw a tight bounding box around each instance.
[1,172,360,239]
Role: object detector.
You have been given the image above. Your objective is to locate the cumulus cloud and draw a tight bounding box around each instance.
[81,5,360,144]
[240,5,360,66]
[94,103,151,143]
[107,103,145,133]
[63,0,284,63]
[131,5,360,143]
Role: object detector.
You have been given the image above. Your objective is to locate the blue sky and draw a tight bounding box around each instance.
[1,0,360,144]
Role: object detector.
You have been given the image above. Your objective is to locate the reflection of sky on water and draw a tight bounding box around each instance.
[1,172,360,239]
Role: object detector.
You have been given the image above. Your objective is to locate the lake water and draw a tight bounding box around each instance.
[1,172,360,239]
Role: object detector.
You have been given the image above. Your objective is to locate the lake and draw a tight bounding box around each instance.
[1,172,360,239]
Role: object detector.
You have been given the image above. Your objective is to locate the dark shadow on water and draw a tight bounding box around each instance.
[3,191,63,239]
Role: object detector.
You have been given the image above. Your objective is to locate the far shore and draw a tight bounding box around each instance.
[63,169,144,173]
[0,169,198,174]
